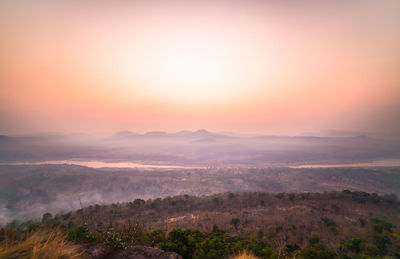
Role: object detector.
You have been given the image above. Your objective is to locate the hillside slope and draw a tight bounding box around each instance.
[11,191,397,258]
[2,165,399,225]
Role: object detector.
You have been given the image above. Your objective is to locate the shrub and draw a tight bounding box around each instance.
[321,217,338,234]
[344,238,364,253]
[301,243,337,259]
[371,218,394,234]
[161,229,206,259]
[137,230,167,247]
[67,224,99,243]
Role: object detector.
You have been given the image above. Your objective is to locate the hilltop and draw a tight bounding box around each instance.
[3,191,399,258]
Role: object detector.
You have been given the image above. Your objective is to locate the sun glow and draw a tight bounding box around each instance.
[141,46,247,102]
[100,24,266,103]
[2,1,399,134]
[146,45,236,100]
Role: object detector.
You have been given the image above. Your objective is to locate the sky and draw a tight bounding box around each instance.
[1,0,399,136]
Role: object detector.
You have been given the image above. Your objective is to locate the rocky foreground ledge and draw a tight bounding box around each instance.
[82,244,182,259]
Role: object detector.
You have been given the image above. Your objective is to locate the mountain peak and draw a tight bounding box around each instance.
[144,131,168,136]
[112,131,139,138]
[194,129,210,134]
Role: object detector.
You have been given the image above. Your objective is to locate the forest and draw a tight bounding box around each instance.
[1,191,399,258]
[2,164,400,225]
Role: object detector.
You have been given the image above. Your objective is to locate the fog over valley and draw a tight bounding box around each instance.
[1,130,400,226]
[1,130,400,166]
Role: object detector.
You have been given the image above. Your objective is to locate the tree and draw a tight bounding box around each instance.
[344,238,364,254]
[42,212,53,223]
[302,234,337,259]
[230,218,240,230]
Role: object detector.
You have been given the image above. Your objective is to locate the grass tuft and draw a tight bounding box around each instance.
[0,230,84,259]
[230,250,259,259]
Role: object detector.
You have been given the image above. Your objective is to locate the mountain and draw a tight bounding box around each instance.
[110,131,140,139]
[0,130,400,165]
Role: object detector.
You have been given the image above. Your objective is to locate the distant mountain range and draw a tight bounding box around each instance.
[0,130,399,166]
[109,129,227,139]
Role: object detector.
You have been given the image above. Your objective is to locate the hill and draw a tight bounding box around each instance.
[1,165,400,225]
[5,191,399,258]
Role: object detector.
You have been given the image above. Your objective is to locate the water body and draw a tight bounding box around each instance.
[2,158,400,169]
[289,159,400,168]
[0,160,201,169]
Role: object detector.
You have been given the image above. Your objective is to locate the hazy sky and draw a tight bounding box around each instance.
[1,0,399,135]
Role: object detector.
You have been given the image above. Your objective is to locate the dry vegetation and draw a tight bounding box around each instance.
[0,229,83,259]
[34,191,399,249]
[6,191,399,258]
[230,250,258,259]
[2,164,400,226]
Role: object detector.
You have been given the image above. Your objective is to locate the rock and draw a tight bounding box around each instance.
[110,246,182,259]
[80,243,116,259]
[80,244,182,259]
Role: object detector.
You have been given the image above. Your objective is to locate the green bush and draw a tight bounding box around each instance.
[301,243,337,259]
[66,224,99,243]
[301,234,337,259]
[137,230,167,247]
[344,238,364,254]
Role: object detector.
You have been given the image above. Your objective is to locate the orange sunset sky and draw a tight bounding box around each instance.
[1,0,399,135]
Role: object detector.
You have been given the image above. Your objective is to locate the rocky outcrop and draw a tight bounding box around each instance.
[80,244,116,259]
[81,244,182,259]
[110,246,182,259]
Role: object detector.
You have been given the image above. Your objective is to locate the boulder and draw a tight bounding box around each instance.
[80,244,182,259]
[110,246,182,259]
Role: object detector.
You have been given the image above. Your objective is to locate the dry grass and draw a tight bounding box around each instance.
[230,250,259,259]
[0,230,84,259]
